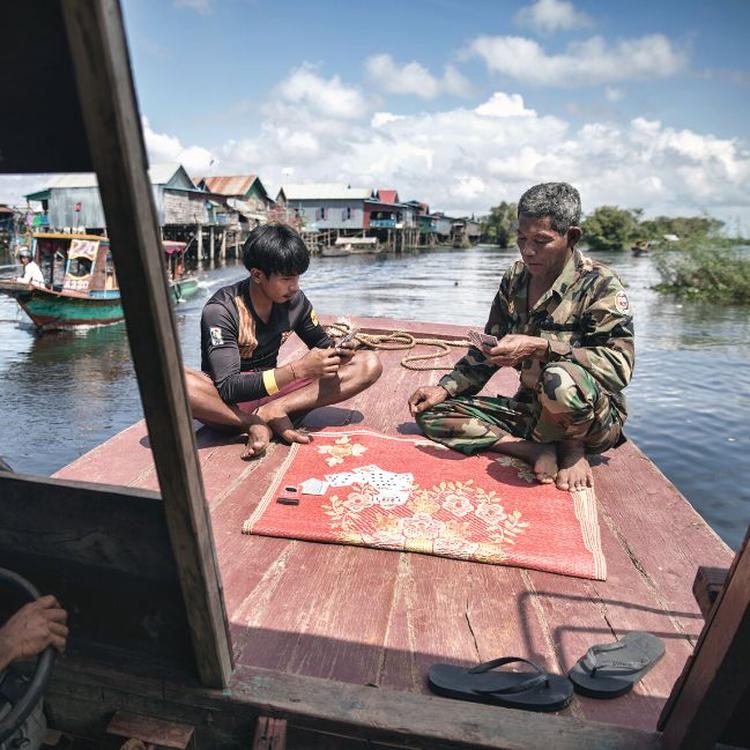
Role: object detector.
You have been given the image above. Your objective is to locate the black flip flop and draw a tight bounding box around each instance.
[428,656,573,712]
[568,631,665,698]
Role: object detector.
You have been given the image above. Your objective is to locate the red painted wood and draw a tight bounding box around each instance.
[53,316,733,732]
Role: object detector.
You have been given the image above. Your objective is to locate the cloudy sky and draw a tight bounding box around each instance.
[4,0,750,231]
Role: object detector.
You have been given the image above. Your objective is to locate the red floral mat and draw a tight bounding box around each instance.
[242,430,606,580]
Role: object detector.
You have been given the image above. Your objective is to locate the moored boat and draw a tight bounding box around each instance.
[321,236,382,257]
[0,233,199,331]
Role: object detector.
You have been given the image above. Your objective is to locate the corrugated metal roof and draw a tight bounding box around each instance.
[198,175,258,196]
[281,183,373,201]
[27,162,189,191]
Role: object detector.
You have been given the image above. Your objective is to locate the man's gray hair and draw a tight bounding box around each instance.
[517,182,581,235]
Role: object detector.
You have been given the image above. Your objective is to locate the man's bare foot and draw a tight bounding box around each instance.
[556,441,593,491]
[527,442,558,484]
[256,404,311,445]
[242,420,272,460]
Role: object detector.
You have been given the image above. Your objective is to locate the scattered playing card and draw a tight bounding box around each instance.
[300,478,330,495]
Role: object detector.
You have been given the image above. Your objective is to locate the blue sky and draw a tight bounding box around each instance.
[4,0,750,230]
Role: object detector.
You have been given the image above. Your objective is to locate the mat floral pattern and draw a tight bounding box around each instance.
[243,430,606,580]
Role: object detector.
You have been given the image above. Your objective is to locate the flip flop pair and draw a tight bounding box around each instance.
[428,632,665,711]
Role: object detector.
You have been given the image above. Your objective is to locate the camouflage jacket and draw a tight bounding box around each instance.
[439,249,635,421]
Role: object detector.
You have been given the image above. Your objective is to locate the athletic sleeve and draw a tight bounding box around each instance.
[201,301,267,403]
[293,293,334,349]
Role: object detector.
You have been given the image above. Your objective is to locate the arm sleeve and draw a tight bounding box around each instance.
[438,275,514,397]
[201,302,267,403]
[294,294,334,350]
[546,274,635,393]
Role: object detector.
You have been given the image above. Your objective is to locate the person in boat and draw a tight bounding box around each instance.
[0,595,68,670]
[408,182,634,491]
[15,247,45,287]
[185,223,382,459]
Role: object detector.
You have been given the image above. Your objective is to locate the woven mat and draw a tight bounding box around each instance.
[243,429,606,580]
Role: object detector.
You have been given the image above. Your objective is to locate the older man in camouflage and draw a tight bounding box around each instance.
[408,182,634,491]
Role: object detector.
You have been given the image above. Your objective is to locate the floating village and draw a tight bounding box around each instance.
[0,2,748,750]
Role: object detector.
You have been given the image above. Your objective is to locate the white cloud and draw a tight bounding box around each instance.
[515,0,592,33]
[365,54,472,99]
[605,86,624,102]
[2,86,749,232]
[276,64,368,119]
[467,33,687,86]
[475,92,536,118]
[142,117,215,173]
[174,0,213,14]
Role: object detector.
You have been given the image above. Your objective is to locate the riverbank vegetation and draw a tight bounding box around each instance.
[654,239,750,303]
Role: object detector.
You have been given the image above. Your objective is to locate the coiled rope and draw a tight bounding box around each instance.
[326,321,470,371]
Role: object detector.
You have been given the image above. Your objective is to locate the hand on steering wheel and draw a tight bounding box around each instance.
[0,568,62,743]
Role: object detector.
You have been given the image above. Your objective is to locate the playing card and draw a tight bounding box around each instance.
[467,329,497,349]
[300,478,329,496]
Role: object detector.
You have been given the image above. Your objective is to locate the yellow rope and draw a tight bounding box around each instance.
[326,321,470,371]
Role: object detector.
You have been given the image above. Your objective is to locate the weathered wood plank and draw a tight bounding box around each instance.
[660,527,750,749]
[693,566,728,619]
[47,660,661,750]
[61,0,232,687]
[253,717,287,750]
[107,711,195,749]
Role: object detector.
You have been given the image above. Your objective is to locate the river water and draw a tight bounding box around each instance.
[1,246,748,550]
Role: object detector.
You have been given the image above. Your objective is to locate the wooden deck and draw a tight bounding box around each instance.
[54,316,733,733]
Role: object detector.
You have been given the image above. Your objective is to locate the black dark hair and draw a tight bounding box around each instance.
[242,223,310,276]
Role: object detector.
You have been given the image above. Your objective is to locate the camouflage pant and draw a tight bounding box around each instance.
[416,361,623,456]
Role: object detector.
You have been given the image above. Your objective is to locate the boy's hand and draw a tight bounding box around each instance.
[0,596,68,669]
[335,341,356,363]
[408,385,449,416]
[298,347,342,379]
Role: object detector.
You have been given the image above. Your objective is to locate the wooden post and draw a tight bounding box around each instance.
[220,228,226,261]
[659,525,750,748]
[62,0,233,688]
[209,225,215,260]
[196,224,203,260]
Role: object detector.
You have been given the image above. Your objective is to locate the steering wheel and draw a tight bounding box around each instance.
[0,568,55,743]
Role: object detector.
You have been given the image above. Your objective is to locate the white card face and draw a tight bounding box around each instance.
[300,478,329,496]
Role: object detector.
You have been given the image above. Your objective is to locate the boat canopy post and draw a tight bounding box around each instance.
[60,0,232,688]
[659,524,750,748]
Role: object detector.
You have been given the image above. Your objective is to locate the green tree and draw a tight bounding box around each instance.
[582,206,640,251]
[481,201,517,247]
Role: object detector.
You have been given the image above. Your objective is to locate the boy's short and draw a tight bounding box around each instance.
[237,378,312,414]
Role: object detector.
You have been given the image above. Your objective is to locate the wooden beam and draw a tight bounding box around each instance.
[692,566,728,619]
[659,526,750,748]
[60,0,232,687]
[48,661,662,750]
[252,717,287,750]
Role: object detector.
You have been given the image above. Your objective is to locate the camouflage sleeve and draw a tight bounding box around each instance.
[438,276,513,397]
[547,273,634,393]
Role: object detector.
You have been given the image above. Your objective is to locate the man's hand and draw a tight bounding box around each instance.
[335,340,357,363]
[409,385,449,416]
[297,347,342,379]
[483,334,547,368]
[0,596,68,669]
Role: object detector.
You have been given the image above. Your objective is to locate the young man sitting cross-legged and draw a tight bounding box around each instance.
[185,223,382,459]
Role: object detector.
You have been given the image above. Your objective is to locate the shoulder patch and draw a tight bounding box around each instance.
[209,326,224,346]
[615,291,630,313]
[310,308,320,326]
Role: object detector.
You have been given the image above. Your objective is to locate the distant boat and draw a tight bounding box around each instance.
[631,240,651,257]
[320,236,382,257]
[0,233,199,331]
